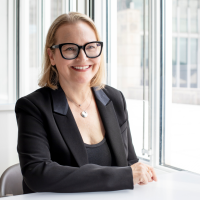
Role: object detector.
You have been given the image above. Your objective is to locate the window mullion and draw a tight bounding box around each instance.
[16,0,20,100]
[198,8,200,88]
[38,0,42,79]
[42,0,50,54]
[187,7,190,88]
[94,0,107,85]
[152,0,162,169]
[7,0,16,103]
[19,0,29,97]
[109,0,117,87]
[62,0,69,13]
[148,0,153,163]
[69,0,76,12]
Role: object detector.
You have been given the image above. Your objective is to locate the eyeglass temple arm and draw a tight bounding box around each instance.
[51,45,59,49]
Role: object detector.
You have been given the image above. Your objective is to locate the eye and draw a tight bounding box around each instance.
[86,43,101,49]
[65,47,76,51]
[86,45,96,49]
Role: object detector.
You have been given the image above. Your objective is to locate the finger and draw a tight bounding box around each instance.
[148,170,153,178]
[144,164,158,182]
[143,164,153,178]
[140,174,149,185]
[144,164,152,174]
[145,171,153,182]
[150,168,158,182]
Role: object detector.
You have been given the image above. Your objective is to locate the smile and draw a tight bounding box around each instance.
[71,65,92,72]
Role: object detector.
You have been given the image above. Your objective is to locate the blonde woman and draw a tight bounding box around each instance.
[15,12,157,194]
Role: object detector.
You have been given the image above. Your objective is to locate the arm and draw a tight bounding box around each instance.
[15,97,134,193]
[119,91,139,166]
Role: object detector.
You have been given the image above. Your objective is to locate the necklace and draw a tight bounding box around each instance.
[79,93,92,118]
[65,89,90,107]
[75,90,90,107]
[66,91,93,118]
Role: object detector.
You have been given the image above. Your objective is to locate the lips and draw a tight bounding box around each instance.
[71,65,92,72]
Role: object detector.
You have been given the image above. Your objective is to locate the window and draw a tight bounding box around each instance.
[19,0,69,97]
[116,0,150,161]
[105,0,200,174]
[164,0,200,174]
[0,0,15,104]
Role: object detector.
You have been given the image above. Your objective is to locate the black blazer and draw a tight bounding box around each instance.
[15,84,139,194]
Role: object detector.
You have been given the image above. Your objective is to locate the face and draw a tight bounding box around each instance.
[47,22,101,87]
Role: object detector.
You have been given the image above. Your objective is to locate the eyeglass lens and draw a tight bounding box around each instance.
[61,42,101,59]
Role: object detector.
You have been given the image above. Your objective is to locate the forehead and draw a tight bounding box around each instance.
[55,22,97,45]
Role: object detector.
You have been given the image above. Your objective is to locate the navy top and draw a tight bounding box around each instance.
[84,135,117,166]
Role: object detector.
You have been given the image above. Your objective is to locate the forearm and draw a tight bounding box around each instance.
[20,160,134,193]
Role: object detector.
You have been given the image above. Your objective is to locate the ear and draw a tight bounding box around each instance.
[47,48,56,66]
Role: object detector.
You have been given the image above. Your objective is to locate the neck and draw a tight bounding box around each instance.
[59,80,92,106]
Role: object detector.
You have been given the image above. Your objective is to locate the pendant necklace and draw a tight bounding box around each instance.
[79,93,92,118]
[66,90,92,118]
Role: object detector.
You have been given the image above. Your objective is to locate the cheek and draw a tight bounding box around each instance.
[93,57,101,68]
[55,62,72,78]
[54,55,73,72]
[54,50,67,65]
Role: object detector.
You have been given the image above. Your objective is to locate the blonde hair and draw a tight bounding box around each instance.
[38,12,106,90]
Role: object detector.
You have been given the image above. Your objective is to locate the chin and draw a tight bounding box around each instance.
[76,73,96,83]
[74,78,92,85]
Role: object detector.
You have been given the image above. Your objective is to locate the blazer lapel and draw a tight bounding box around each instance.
[93,89,128,167]
[51,86,88,167]
[50,85,128,167]
[53,110,89,167]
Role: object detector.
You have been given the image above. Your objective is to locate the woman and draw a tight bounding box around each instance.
[15,12,157,194]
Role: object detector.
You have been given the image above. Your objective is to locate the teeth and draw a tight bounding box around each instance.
[72,65,90,70]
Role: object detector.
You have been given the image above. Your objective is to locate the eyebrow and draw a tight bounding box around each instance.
[57,35,97,46]
[56,41,98,45]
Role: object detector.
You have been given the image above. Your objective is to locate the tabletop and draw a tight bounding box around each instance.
[3,171,200,200]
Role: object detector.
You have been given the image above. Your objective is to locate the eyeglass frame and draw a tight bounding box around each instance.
[50,41,103,60]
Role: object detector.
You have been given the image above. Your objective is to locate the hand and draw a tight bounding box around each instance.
[130,162,158,185]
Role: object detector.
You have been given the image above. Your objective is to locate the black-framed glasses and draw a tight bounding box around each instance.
[50,41,103,60]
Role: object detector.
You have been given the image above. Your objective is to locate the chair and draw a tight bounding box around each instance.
[0,163,23,197]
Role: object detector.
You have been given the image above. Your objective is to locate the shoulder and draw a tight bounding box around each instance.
[15,87,52,113]
[101,84,125,109]
[102,85,122,97]
[100,85,127,124]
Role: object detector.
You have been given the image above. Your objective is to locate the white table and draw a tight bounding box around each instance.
[4,171,200,200]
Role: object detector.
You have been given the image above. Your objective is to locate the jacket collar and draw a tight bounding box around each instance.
[51,85,110,115]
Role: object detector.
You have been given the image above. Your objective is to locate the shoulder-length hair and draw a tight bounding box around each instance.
[38,12,106,90]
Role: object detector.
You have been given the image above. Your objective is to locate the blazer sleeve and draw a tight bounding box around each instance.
[119,91,139,166]
[15,97,134,193]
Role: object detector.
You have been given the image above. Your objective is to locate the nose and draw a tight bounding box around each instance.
[76,48,88,61]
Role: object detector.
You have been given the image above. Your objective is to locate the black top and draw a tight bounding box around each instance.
[84,135,116,166]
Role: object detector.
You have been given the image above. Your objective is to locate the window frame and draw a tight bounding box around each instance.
[0,0,16,110]
[161,0,200,174]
